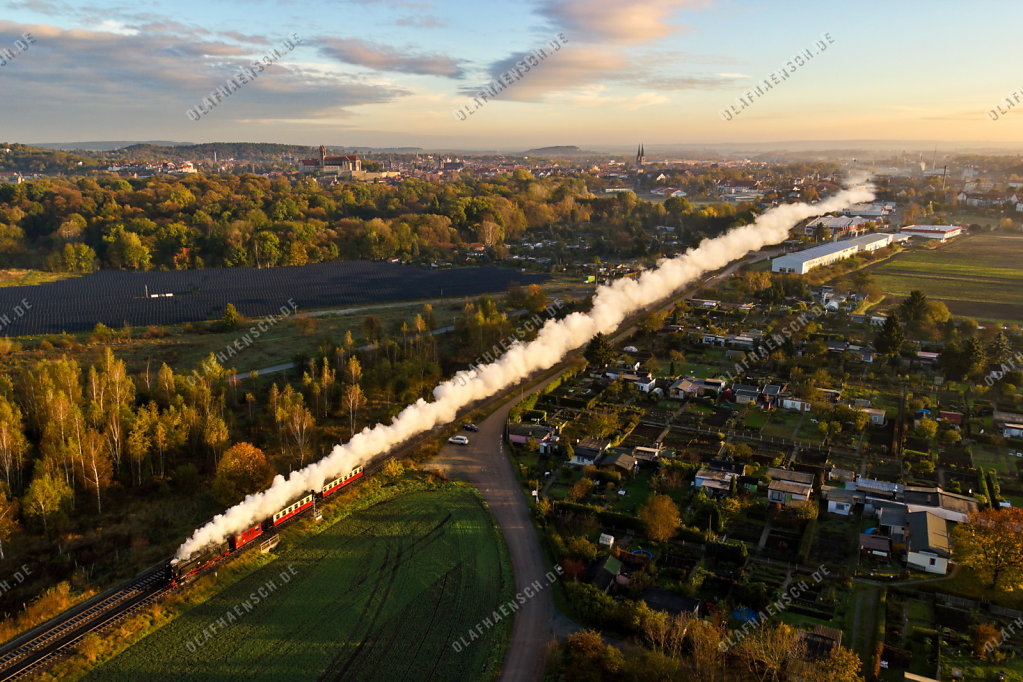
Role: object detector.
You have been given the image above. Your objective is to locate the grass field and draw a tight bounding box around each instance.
[85,483,512,681]
[0,269,78,287]
[865,233,1023,321]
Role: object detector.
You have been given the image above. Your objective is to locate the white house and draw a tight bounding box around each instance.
[860,407,887,426]
[906,511,951,575]
[823,487,865,516]
[782,397,812,413]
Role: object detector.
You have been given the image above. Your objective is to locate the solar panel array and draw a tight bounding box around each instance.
[0,262,548,336]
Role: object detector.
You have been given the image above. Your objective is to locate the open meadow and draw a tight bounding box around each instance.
[83,482,512,681]
[865,232,1023,322]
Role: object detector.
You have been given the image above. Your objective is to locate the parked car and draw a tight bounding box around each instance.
[448,435,469,445]
[463,423,479,432]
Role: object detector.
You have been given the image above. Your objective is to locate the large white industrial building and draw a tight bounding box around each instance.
[772,233,895,275]
[899,225,963,241]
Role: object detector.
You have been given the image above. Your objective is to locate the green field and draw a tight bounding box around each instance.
[865,233,1023,321]
[0,269,78,287]
[87,483,512,681]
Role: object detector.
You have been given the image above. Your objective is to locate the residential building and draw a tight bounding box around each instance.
[859,533,892,560]
[823,487,864,515]
[768,480,812,506]
[860,407,887,426]
[878,506,907,541]
[695,468,735,496]
[507,423,556,452]
[906,511,951,575]
[598,451,637,474]
[903,486,978,523]
[782,397,812,413]
[571,437,611,466]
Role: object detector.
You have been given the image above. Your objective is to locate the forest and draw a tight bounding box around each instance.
[0,169,761,272]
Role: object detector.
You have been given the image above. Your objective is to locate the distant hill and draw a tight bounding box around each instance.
[29,141,192,152]
[0,143,106,174]
[343,147,424,154]
[522,146,584,156]
[110,142,321,162]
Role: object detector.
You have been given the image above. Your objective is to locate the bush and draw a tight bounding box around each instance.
[706,539,747,563]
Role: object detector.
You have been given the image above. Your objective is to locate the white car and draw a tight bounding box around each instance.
[448,435,469,446]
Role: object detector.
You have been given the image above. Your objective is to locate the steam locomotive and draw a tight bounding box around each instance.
[166,466,364,584]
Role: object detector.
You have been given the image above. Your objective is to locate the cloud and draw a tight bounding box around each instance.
[459,44,628,101]
[0,21,409,133]
[460,41,737,102]
[569,85,670,110]
[317,36,465,77]
[395,14,446,28]
[536,0,706,44]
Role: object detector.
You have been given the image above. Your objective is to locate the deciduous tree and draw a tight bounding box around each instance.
[639,494,680,542]
[213,442,274,506]
[953,508,1023,589]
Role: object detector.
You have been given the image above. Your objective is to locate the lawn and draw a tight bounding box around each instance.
[742,410,769,429]
[974,445,1018,477]
[865,233,1023,321]
[761,412,803,440]
[86,483,513,681]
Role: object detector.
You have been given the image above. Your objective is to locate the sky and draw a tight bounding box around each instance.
[1,0,1022,150]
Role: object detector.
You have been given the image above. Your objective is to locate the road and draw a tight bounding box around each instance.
[430,375,571,682]
[429,246,780,680]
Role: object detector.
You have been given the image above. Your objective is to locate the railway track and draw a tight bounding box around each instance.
[0,565,168,681]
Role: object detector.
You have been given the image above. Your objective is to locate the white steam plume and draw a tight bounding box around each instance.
[175,176,874,560]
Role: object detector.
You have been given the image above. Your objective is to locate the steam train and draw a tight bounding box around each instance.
[166,466,364,585]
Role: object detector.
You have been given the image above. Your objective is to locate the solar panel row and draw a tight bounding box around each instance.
[0,262,548,336]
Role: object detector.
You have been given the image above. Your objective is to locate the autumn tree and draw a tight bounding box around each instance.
[561,630,625,682]
[639,494,680,542]
[77,428,113,513]
[0,491,19,559]
[213,442,275,506]
[342,384,367,434]
[568,477,595,502]
[800,644,862,682]
[23,471,72,535]
[735,622,806,682]
[971,623,1001,659]
[221,303,244,331]
[953,508,1023,588]
[0,395,29,488]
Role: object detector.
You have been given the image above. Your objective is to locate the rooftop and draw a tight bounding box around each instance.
[907,511,951,557]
